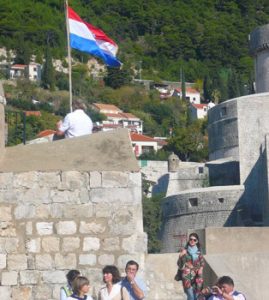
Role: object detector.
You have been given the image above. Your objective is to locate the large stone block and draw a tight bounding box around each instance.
[1,271,18,285]
[98,254,115,265]
[14,205,35,220]
[0,173,13,189]
[55,253,76,269]
[108,209,136,236]
[42,237,60,252]
[11,286,31,300]
[49,203,64,218]
[83,237,100,251]
[36,254,53,270]
[51,190,80,204]
[102,171,129,188]
[17,187,50,204]
[79,221,106,234]
[0,206,12,221]
[128,172,142,187]
[0,221,16,237]
[102,237,120,251]
[26,238,41,253]
[38,172,61,188]
[61,171,89,190]
[36,222,53,235]
[79,254,96,266]
[20,270,39,285]
[0,238,19,253]
[0,286,11,299]
[35,204,50,219]
[89,171,101,188]
[63,204,94,219]
[32,284,52,299]
[62,237,81,252]
[122,234,147,254]
[0,253,7,269]
[89,187,139,203]
[13,172,38,188]
[56,221,77,235]
[8,254,27,270]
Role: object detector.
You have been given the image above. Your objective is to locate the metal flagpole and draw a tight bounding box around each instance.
[65,0,73,112]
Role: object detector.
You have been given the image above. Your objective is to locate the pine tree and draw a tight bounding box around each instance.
[41,47,55,90]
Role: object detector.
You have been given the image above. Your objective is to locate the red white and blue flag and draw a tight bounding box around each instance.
[67,6,121,67]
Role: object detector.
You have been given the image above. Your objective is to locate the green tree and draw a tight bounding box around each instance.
[104,67,131,89]
[167,120,208,162]
[41,47,55,90]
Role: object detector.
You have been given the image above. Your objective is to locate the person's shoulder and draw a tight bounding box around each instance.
[86,295,94,300]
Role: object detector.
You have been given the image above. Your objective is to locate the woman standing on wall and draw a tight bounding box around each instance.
[177,233,204,300]
[98,265,129,300]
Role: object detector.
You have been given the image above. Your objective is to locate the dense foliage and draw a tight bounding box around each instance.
[0,1,268,100]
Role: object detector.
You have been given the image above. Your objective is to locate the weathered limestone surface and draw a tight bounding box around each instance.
[0,169,146,299]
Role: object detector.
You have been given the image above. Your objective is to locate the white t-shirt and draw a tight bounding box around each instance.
[208,291,246,300]
[59,109,93,138]
[67,296,93,300]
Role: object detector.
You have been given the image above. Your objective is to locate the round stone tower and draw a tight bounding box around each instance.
[168,152,180,172]
[249,24,269,93]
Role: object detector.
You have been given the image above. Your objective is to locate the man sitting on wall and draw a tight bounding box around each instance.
[55,99,93,139]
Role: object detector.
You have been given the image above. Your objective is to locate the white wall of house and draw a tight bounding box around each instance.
[132,140,158,157]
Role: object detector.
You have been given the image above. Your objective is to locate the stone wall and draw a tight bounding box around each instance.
[207,98,239,160]
[160,186,245,252]
[0,170,146,300]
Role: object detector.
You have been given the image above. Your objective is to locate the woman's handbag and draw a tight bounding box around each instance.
[174,268,182,281]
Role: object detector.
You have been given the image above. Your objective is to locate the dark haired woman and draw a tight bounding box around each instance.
[178,233,204,300]
[61,269,81,300]
[98,265,129,300]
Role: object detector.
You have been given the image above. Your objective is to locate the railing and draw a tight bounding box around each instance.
[5,110,26,146]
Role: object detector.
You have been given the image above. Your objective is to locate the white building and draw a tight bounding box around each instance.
[130,133,158,157]
[9,63,41,81]
[173,87,201,104]
[190,103,208,119]
[92,103,143,133]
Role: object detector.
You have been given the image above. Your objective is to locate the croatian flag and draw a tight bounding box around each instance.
[68,6,121,67]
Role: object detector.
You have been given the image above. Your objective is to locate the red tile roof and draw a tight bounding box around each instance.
[192,103,208,109]
[92,103,122,112]
[104,113,123,118]
[37,129,56,137]
[24,111,41,117]
[120,112,139,119]
[11,64,27,69]
[175,87,199,93]
[130,133,156,142]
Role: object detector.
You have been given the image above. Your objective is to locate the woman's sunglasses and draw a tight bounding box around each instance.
[189,238,197,242]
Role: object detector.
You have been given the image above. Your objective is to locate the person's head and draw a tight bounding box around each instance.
[72,276,90,296]
[102,265,121,284]
[217,276,235,294]
[66,269,80,286]
[125,260,139,277]
[72,99,86,111]
[187,232,201,249]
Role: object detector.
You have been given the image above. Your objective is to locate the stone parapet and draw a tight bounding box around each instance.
[0,170,146,299]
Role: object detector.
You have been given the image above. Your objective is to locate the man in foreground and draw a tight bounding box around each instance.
[121,260,146,300]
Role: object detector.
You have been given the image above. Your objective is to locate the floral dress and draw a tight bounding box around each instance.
[178,248,204,295]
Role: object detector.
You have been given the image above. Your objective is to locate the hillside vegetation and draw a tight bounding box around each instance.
[1,1,268,90]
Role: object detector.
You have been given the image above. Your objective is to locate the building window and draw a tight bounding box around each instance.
[203,107,207,112]
[220,107,227,117]
[142,146,154,154]
[193,97,196,101]
[189,198,198,207]
[33,67,37,71]
[218,198,224,203]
